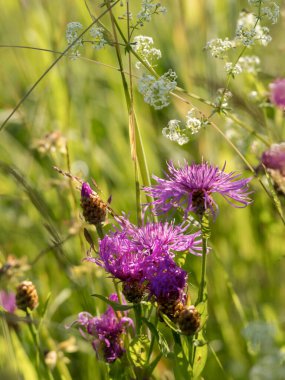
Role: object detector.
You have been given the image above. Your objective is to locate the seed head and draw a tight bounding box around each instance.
[16,281,38,311]
[80,182,107,226]
[178,305,201,335]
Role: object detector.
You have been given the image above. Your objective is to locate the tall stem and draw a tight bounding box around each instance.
[197,235,208,304]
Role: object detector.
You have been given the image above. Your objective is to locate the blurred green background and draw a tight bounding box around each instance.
[0,1,285,379]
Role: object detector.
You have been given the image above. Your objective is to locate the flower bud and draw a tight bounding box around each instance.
[16,281,38,311]
[270,79,285,109]
[80,182,107,226]
[178,305,201,336]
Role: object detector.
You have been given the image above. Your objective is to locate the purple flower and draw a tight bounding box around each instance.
[270,79,285,109]
[144,161,252,217]
[144,256,187,304]
[81,182,93,198]
[76,294,133,363]
[0,291,16,313]
[261,143,285,175]
[116,218,202,257]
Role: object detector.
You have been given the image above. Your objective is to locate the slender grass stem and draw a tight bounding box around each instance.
[0,0,121,132]
[197,235,208,304]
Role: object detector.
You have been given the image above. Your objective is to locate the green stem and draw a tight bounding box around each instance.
[197,235,208,304]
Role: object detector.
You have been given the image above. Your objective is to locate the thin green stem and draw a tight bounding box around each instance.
[197,235,208,304]
[0,0,120,132]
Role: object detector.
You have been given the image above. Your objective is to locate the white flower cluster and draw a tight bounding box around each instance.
[66,22,84,57]
[162,119,190,145]
[261,2,280,24]
[225,55,260,77]
[89,26,107,50]
[162,109,204,145]
[185,109,203,135]
[137,0,167,24]
[205,38,234,59]
[235,12,272,46]
[133,35,161,68]
[239,55,260,73]
[225,62,242,77]
[138,69,177,109]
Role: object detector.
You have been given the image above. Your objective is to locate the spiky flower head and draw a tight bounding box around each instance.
[80,182,107,226]
[16,281,38,311]
[144,161,252,217]
[270,79,285,109]
[76,294,133,363]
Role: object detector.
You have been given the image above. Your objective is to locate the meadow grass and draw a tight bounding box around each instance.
[0,1,285,379]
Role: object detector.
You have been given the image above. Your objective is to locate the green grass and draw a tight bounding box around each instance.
[1,1,285,379]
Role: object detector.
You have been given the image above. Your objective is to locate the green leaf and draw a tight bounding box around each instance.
[196,301,208,329]
[129,335,150,368]
[142,317,171,356]
[192,332,208,379]
[91,294,134,311]
[160,313,182,334]
[264,169,284,219]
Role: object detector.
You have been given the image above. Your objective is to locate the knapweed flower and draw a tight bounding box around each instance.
[86,219,201,302]
[269,79,285,109]
[75,294,133,363]
[80,182,107,225]
[144,161,252,217]
[0,290,16,313]
[144,256,188,320]
[261,143,285,193]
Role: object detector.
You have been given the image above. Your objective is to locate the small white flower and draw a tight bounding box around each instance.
[66,22,84,57]
[137,0,167,24]
[89,26,107,50]
[225,62,243,76]
[138,70,177,109]
[205,38,234,59]
[133,35,161,68]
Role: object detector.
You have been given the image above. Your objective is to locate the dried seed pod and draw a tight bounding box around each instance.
[178,305,201,335]
[16,281,38,311]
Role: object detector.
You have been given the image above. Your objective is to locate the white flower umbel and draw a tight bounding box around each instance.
[138,70,177,110]
[225,62,243,77]
[235,12,272,46]
[162,120,190,145]
[205,38,235,59]
[137,0,167,24]
[185,109,203,135]
[261,2,280,24]
[133,35,161,68]
[89,26,107,50]
[239,55,260,74]
[66,22,84,57]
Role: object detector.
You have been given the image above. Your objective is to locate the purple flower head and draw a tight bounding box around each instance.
[116,218,202,257]
[0,291,16,313]
[270,79,285,109]
[87,233,143,282]
[81,182,93,198]
[144,161,252,217]
[144,257,188,304]
[261,143,285,175]
[76,294,133,363]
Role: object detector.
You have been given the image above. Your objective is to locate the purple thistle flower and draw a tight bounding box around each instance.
[261,143,285,175]
[0,291,16,314]
[81,182,93,198]
[116,218,202,257]
[144,256,187,305]
[75,294,133,363]
[270,79,285,109]
[144,161,252,217]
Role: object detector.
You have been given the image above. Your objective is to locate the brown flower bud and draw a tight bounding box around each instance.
[81,182,107,225]
[16,281,39,311]
[178,305,201,335]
